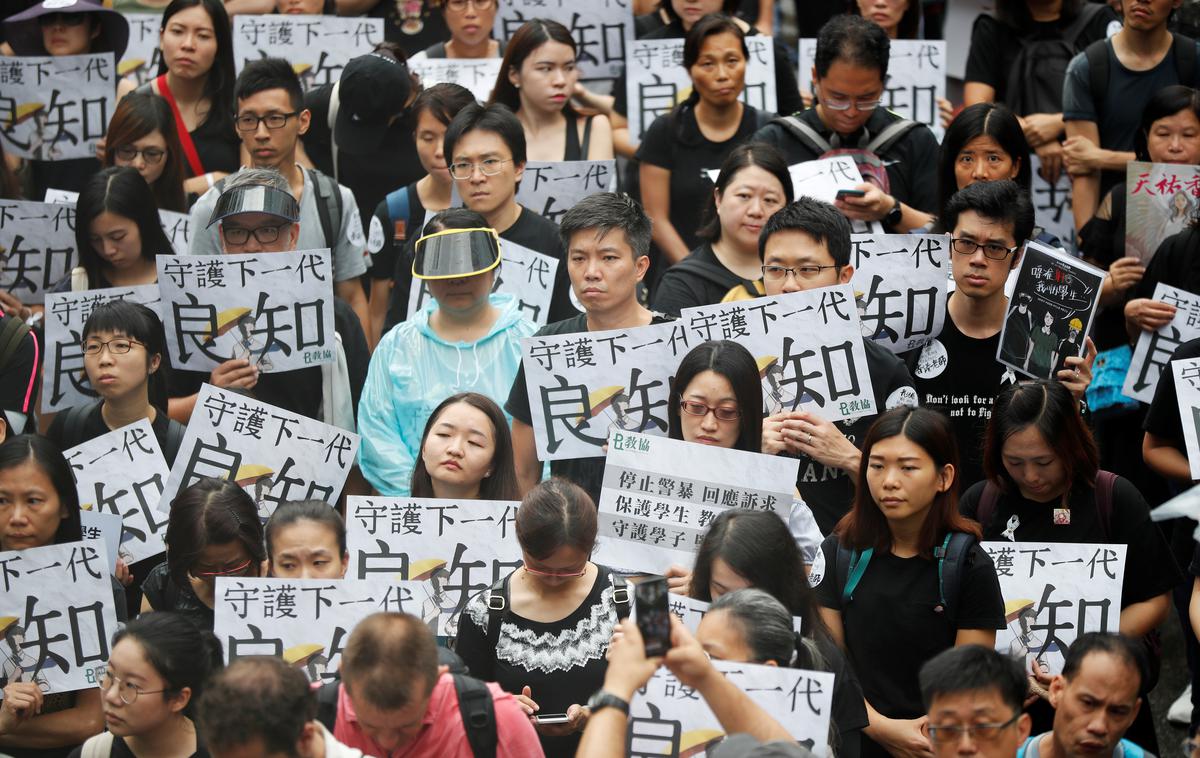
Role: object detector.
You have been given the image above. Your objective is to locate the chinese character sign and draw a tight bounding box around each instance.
[663,593,803,636]
[495,0,632,81]
[159,384,361,521]
[800,39,947,140]
[849,234,948,353]
[157,250,336,373]
[997,240,1104,380]
[0,54,115,161]
[42,284,161,413]
[1031,156,1074,254]
[515,160,617,226]
[521,320,691,461]
[0,541,119,695]
[596,430,798,574]
[408,238,560,326]
[45,190,192,255]
[0,200,77,304]
[120,14,163,87]
[628,662,835,757]
[681,285,878,421]
[1171,357,1200,480]
[66,419,171,566]
[1124,284,1200,403]
[79,509,122,573]
[214,577,431,684]
[233,16,384,90]
[344,497,524,638]
[408,58,502,103]
[1126,160,1200,264]
[789,156,866,204]
[983,541,1125,675]
[625,37,776,139]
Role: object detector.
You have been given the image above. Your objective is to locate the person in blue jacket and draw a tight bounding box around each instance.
[357,208,537,496]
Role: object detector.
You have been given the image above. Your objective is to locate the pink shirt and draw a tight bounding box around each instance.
[333,672,545,758]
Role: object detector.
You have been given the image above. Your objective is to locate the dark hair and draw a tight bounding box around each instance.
[198,657,316,755]
[103,93,187,212]
[341,613,440,709]
[848,0,923,39]
[1062,633,1148,696]
[164,478,266,590]
[697,142,794,243]
[1135,85,1200,161]
[0,435,82,547]
[919,644,1028,712]
[489,18,579,117]
[515,478,597,560]
[234,57,305,112]
[421,207,490,237]
[690,510,825,639]
[264,500,347,562]
[443,101,527,167]
[410,392,519,500]
[558,192,652,260]
[937,103,1032,218]
[758,196,852,265]
[668,340,763,453]
[671,13,748,128]
[75,167,174,288]
[82,300,168,404]
[940,179,1035,247]
[983,380,1100,501]
[661,0,741,23]
[814,13,890,80]
[709,588,798,666]
[113,612,224,717]
[837,407,982,557]
[156,0,236,138]
[412,82,477,129]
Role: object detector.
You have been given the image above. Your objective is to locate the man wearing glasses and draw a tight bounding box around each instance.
[918,644,1032,758]
[751,14,939,233]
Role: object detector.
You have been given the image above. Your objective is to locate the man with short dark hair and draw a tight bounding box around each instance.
[919,645,1033,758]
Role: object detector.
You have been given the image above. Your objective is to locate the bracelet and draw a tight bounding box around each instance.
[205,173,215,189]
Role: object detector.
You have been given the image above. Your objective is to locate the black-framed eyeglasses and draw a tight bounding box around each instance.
[114,145,167,164]
[950,237,1020,260]
[679,399,741,422]
[449,158,511,180]
[925,713,1021,744]
[83,338,146,356]
[221,222,291,245]
[95,668,168,705]
[761,264,840,282]
[235,111,300,132]
[38,13,88,26]
[445,0,495,9]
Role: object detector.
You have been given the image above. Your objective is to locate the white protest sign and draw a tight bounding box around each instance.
[233,16,384,90]
[65,419,171,566]
[43,188,77,205]
[1031,157,1075,253]
[681,285,878,421]
[45,189,194,255]
[409,58,502,103]
[1124,284,1200,403]
[799,39,946,140]
[408,238,559,326]
[625,37,775,139]
[849,234,949,353]
[596,430,797,574]
[80,509,122,573]
[1172,357,1200,480]
[1125,161,1200,264]
[521,320,692,461]
[160,384,360,521]
[215,577,433,683]
[0,199,77,305]
[628,662,835,757]
[495,0,632,82]
[943,0,994,80]
[0,541,118,695]
[0,54,116,161]
[664,593,803,636]
[120,13,163,87]
[516,160,617,225]
[42,285,161,413]
[345,497,524,638]
[157,250,336,373]
[704,156,865,205]
[983,541,1125,675]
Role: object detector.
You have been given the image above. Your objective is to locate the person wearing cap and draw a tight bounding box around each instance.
[357,207,536,496]
[187,58,371,342]
[167,168,369,432]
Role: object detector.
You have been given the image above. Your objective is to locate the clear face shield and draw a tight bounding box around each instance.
[412,227,502,280]
[206,183,300,228]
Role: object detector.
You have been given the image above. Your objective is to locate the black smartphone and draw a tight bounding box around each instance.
[635,576,671,656]
[836,188,867,199]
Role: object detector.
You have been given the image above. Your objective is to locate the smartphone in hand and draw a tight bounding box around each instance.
[635,576,671,656]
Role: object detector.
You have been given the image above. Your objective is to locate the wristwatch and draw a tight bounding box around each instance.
[587,690,630,716]
[884,198,903,229]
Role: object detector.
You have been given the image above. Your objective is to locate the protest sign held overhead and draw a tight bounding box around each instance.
[849,234,949,353]
[157,250,335,374]
[515,160,617,225]
[1125,161,1200,263]
[233,15,384,90]
[0,54,115,162]
[983,541,1125,675]
[408,58,502,103]
[0,541,119,695]
[160,384,360,522]
[0,199,77,305]
[1124,284,1200,403]
[1172,357,1200,480]
[494,0,632,82]
[596,430,797,574]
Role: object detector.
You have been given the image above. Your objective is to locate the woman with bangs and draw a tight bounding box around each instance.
[103,93,189,213]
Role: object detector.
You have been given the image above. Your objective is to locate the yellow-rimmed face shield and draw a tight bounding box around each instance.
[412,227,502,280]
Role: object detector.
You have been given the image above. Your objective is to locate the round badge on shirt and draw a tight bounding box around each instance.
[367,215,385,254]
[914,339,948,379]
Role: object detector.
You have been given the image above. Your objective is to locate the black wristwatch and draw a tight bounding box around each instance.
[884,198,903,229]
[587,690,630,715]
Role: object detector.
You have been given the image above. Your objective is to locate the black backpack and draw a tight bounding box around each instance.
[1002,2,1108,117]
[834,532,976,618]
[1084,32,1197,122]
[60,402,186,465]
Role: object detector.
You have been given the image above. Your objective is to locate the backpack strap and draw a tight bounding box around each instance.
[608,569,631,620]
[316,681,340,730]
[63,402,95,449]
[1174,33,1197,88]
[977,481,1001,533]
[1095,470,1118,541]
[327,81,341,183]
[769,116,833,156]
[81,730,115,758]
[864,119,921,156]
[453,674,498,758]
[1085,38,1111,121]
[935,532,976,618]
[307,168,344,252]
[840,546,873,605]
[1062,2,1106,48]
[671,257,742,289]
[384,185,413,233]
[484,575,509,650]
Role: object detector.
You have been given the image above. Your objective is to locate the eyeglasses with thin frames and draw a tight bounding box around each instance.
[950,237,1020,261]
[235,112,300,132]
[924,713,1021,744]
[523,562,588,578]
[83,338,145,357]
[761,264,840,282]
[449,158,512,180]
[445,0,495,9]
[94,667,169,705]
[678,399,741,422]
[192,557,255,579]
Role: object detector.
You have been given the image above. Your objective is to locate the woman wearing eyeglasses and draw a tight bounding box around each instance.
[102,93,189,214]
[71,613,223,758]
[411,0,502,60]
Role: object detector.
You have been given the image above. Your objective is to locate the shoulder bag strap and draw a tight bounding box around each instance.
[327,81,341,183]
[156,74,206,177]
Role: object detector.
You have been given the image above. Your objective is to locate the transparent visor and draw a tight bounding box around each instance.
[207,184,300,228]
[412,227,502,280]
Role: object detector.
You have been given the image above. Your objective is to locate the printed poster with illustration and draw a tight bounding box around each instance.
[1125,161,1200,263]
[996,240,1103,380]
[0,54,115,161]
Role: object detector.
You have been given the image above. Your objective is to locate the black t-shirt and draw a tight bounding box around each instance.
[1078,183,1131,351]
[1144,336,1200,444]
[371,183,428,284]
[0,317,40,432]
[813,632,870,758]
[904,306,1017,491]
[814,534,1005,726]
[140,560,214,630]
[30,157,101,198]
[651,243,754,317]
[367,0,450,53]
[960,476,1183,606]
[1189,542,1200,576]
[67,735,210,758]
[189,111,240,176]
[751,107,941,216]
[636,105,772,254]
[1132,226,1200,301]
[46,403,182,466]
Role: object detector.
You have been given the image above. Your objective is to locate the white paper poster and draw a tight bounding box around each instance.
[233,16,384,90]
[849,234,949,353]
[409,238,559,326]
[495,0,633,82]
[0,54,116,161]
[1172,356,1200,480]
[515,160,617,225]
[1124,284,1200,403]
[0,199,77,304]
[119,13,163,87]
[408,58,502,103]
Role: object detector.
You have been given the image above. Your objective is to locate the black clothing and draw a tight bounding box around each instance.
[1132,226,1200,301]
[140,560,214,630]
[651,243,755,317]
[1144,337,1200,444]
[46,402,181,465]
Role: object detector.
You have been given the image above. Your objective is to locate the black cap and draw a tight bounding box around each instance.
[334,52,412,156]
